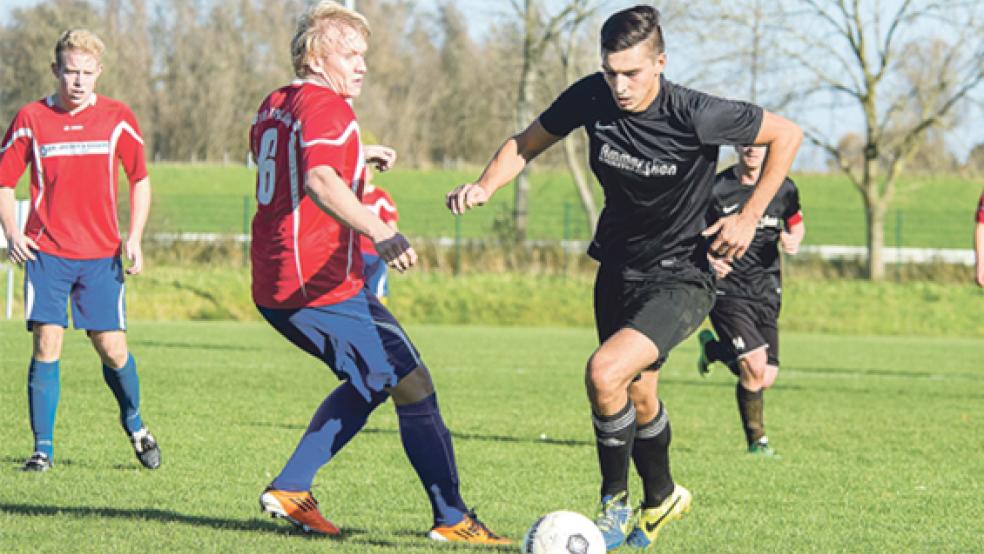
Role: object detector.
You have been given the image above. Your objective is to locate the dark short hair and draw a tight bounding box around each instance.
[600,5,664,54]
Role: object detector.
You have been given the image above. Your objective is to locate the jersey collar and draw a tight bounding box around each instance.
[46,93,97,116]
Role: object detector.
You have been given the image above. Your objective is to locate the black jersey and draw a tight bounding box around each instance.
[709,166,802,300]
[539,73,763,274]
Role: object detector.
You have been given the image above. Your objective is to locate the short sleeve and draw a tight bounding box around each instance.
[783,180,803,228]
[116,105,148,185]
[692,93,764,146]
[0,109,34,188]
[538,74,597,138]
[300,102,359,179]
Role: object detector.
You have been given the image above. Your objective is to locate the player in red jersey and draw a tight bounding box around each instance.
[359,171,399,302]
[975,190,983,287]
[0,30,160,472]
[251,2,507,544]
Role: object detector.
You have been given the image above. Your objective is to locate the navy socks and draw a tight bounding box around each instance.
[396,393,468,526]
[273,381,386,491]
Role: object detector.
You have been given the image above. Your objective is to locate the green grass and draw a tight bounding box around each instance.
[16,164,979,247]
[1,321,981,551]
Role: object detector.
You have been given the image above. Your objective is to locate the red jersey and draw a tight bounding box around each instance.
[977,191,984,224]
[0,94,148,259]
[250,81,367,308]
[359,184,398,255]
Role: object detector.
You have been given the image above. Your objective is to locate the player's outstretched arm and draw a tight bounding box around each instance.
[305,165,416,272]
[780,220,805,255]
[446,120,561,215]
[705,112,802,260]
[125,177,151,275]
[0,187,37,264]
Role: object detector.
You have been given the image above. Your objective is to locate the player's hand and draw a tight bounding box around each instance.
[124,237,143,275]
[374,232,417,273]
[780,231,800,255]
[364,145,397,172]
[445,183,490,215]
[5,232,38,264]
[708,254,733,280]
[702,213,756,260]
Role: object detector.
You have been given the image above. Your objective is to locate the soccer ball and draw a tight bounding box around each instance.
[522,510,605,554]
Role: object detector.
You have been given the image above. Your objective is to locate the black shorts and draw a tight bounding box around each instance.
[708,295,780,366]
[594,263,715,370]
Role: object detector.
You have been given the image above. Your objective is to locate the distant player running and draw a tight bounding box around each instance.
[446,5,801,550]
[0,29,160,472]
[696,145,804,457]
[975,190,983,287]
[359,171,399,302]
[249,1,508,544]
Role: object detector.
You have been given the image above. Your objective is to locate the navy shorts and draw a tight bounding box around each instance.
[709,295,780,366]
[257,289,421,401]
[362,253,389,299]
[25,251,127,331]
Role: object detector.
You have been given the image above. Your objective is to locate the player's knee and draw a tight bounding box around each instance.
[390,365,434,405]
[33,327,64,361]
[90,334,129,368]
[761,365,779,389]
[631,391,659,422]
[585,353,624,400]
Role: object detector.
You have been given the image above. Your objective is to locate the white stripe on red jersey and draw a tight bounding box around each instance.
[360,184,399,255]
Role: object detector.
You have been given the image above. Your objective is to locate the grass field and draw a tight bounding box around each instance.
[16,164,979,248]
[1,321,981,552]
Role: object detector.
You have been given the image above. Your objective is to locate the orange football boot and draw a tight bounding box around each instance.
[259,487,340,536]
[428,511,511,545]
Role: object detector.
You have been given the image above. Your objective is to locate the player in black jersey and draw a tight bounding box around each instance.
[445,5,801,550]
[697,145,805,458]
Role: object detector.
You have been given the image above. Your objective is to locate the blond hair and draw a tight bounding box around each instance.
[291,1,370,77]
[54,29,105,67]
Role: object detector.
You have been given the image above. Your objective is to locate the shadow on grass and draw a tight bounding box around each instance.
[0,503,515,551]
[242,421,592,448]
[129,339,262,352]
[785,365,984,382]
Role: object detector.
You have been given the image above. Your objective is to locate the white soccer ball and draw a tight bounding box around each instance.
[522,510,606,554]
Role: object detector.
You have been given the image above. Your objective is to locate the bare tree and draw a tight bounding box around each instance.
[508,0,595,240]
[551,4,601,230]
[780,0,984,280]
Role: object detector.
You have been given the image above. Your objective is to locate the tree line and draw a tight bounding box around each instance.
[0,0,589,167]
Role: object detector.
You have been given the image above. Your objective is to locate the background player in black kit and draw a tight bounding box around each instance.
[697,145,805,458]
[446,5,801,550]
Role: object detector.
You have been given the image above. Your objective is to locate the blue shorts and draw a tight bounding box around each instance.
[25,251,127,331]
[362,253,389,299]
[257,289,421,401]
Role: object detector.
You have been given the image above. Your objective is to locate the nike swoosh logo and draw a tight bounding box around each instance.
[645,496,680,533]
[598,437,626,447]
[595,121,617,131]
[722,203,740,214]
